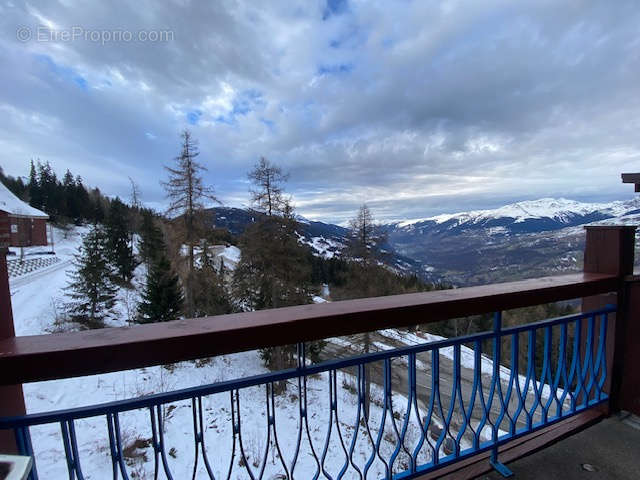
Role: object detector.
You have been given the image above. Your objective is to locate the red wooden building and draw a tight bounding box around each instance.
[0,181,48,248]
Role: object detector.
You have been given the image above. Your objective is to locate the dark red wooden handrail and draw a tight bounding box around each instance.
[0,272,618,385]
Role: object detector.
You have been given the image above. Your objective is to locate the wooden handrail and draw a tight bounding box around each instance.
[0,272,618,385]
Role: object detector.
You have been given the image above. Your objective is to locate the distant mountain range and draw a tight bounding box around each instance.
[207,197,640,287]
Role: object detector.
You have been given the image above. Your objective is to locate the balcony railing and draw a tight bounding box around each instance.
[0,304,616,480]
[0,225,637,479]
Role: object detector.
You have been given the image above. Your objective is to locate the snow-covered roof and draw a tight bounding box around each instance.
[0,181,48,219]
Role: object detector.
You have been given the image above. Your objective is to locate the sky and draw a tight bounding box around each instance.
[0,0,639,224]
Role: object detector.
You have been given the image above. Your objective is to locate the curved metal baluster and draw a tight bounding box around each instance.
[374,359,391,478]
[234,389,256,480]
[256,385,273,480]
[331,370,351,480]
[557,323,571,418]
[575,316,593,408]
[60,420,85,480]
[492,326,512,440]
[106,414,120,480]
[268,381,291,479]
[410,352,428,470]
[594,313,609,399]
[290,345,321,479]
[495,333,517,437]
[320,370,336,479]
[525,330,540,428]
[156,405,175,480]
[548,324,567,419]
[112,413,132,480]
[346,364,364,480]
[583,315,597,404]
[191,398,201,480]
[514,331,535,431]
[149,408,161,480]
[439,344,461,459]
[361,360,382,479]
[511,334,525,432]
[567,318,582,412]
[476,337,497,447]
[432,349,449,465]
[464,340,482,449]
[536,327,552,424]
[192,396,215,479]
[388,355,414,475]
[225,391,238,480]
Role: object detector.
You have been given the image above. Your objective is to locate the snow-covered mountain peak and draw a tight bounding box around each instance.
[396,197,640,229]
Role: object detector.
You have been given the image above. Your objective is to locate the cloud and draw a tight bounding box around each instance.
[0,0,638,224]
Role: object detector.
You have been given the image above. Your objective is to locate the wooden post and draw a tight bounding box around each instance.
[0,213,26,454]
[582,225,636,413]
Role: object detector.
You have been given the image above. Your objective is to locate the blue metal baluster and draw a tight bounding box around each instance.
[583,315,597,406]
[567,318,581,412]
[332,370,352,480]
[235,389,256,480]
[511,334,525,433]
[257,384,273,480]
[108,418,121,480]
[111,414,130,480]
[594,313,609,400]
[551,323,568,419]
[576,316,594,409]
[456,344,473,454]
[60,421,77,480]
[524,329,538,429]
[362,360,382,479]
[226,390,238,480]
[191,398,201,480]
[489,312,513,478]
[268,380,291,479]
[67,421,86,480]
[495,332,516,438]
[432,347,448,465]
[347,363,364,480]
[193,396,215,479]
[375,358,391,478]
[537,327,552,424]
[557,323,571,418]
[148,407,160,480]
[389,356,414,475]
[290,343,304,478]
[439,344,460,460]
[156,405,175,480]
[468,340,484,449]
[320,369,337,480]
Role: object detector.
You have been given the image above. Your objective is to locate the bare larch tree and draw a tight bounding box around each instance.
[248,157,289,216]
[162,130,218,318]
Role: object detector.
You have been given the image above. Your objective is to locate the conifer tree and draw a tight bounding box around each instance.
[138,209,165,268]
[105,197,137,283]
[192,242,233,317]
[137,255,184,323]
[233,159,321,382]
[65,225,117,329]
[162,130,218,318]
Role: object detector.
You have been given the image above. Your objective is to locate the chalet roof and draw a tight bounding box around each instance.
[0,181,49,219]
